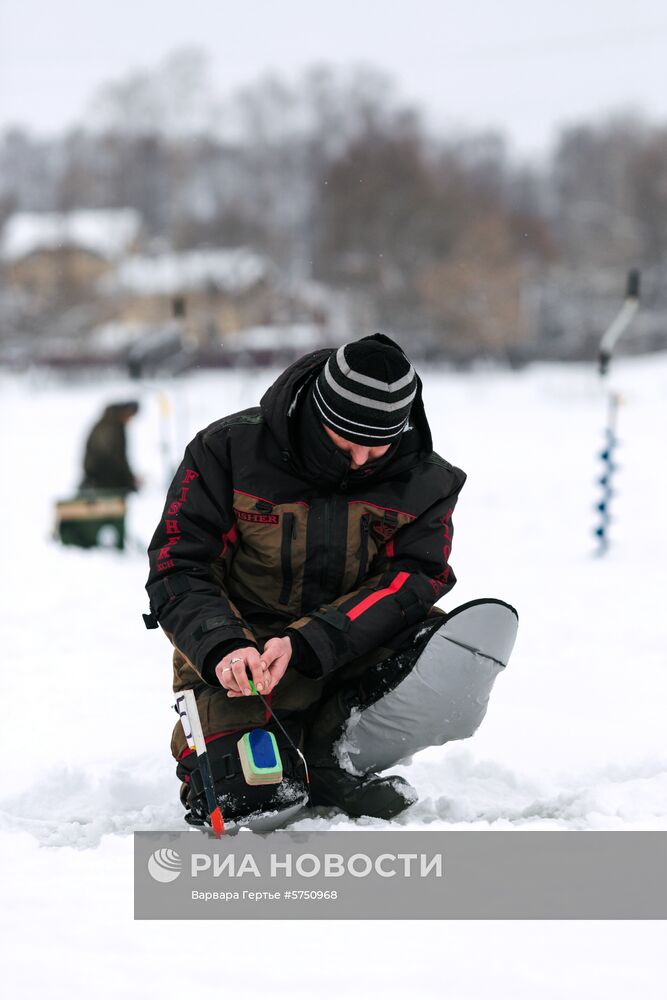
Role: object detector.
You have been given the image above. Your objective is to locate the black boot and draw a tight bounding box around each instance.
[303,686,418,819]
[309,765,417,819]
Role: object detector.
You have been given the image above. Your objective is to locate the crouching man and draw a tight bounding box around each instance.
[144,334,518,828]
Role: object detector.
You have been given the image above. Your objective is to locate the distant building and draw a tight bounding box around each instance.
[1,208,142,307]
[105,248,329,346]
[0,208,345,368]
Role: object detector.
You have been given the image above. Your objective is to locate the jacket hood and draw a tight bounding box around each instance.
[103,401,139,421]
[260,334,433,487]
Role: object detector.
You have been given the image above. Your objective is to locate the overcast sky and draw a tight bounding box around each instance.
[1,0,666,157]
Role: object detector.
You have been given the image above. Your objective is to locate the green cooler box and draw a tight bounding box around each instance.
[54,493,127,551]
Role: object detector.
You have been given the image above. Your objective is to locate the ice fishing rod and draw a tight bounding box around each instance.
[246,677,310,791]
[175,690,225,837]
[593,270,641,555]
[176,676,310,835]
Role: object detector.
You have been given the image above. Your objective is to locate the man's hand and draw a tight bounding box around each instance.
[215,646,267,697]
[259,636,292,696]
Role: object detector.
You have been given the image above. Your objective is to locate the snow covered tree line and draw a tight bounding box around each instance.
[1,49,667,361]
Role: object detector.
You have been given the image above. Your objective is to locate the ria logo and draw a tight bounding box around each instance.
[147,848,183,883]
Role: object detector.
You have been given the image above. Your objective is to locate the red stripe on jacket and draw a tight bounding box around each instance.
[345,571,410,622]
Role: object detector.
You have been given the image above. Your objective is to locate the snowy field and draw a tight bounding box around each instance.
[1,355,666,996]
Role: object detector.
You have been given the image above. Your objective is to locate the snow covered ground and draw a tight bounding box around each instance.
[1,355,666,996]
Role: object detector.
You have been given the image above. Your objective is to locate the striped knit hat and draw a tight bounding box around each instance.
[312,337,417,446]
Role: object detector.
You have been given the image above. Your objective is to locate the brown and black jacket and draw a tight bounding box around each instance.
[145,337,466,694]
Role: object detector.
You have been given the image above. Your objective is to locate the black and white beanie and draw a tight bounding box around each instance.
[312,337,417,446]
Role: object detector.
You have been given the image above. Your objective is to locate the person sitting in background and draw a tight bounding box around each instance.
[80,401,141,495]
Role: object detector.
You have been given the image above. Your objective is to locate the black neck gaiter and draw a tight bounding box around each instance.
[293,386,402,491]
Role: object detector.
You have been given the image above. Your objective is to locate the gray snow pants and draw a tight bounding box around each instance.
[303,598,519,774]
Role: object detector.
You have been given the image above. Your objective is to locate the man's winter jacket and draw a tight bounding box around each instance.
[145,336,466,686]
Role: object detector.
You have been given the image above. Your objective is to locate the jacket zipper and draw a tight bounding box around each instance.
[354,515,370,588]
[279,512,296,605]
[321,500,331,594]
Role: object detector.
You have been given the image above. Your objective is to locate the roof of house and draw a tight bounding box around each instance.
[227,323,325,350]
[109,248,270,296]
[1,209,141,262]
